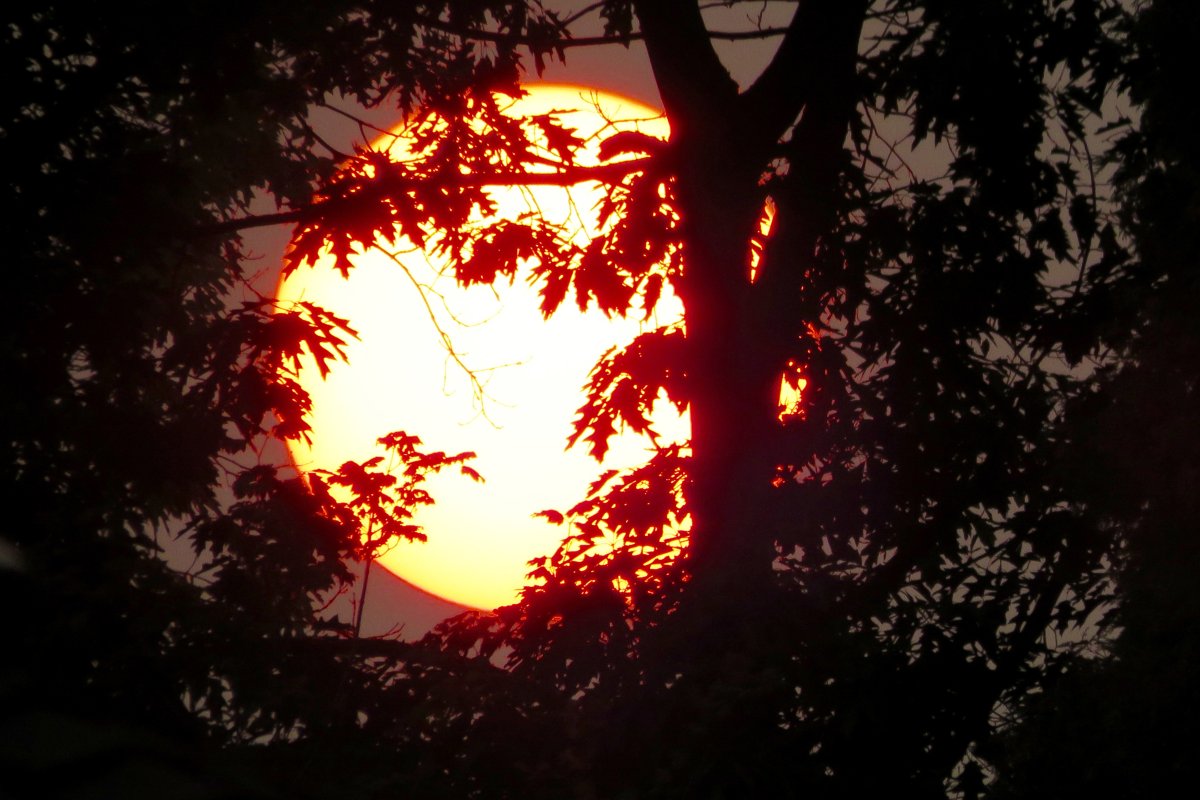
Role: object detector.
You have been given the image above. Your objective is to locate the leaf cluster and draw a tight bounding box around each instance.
[2,1,1174,798]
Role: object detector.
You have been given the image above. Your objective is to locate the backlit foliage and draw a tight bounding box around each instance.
[5,2,1182,798]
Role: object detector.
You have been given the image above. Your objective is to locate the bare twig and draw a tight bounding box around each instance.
[413,11,788,50]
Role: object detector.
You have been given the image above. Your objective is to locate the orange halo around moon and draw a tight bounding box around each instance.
[278,84,689,611]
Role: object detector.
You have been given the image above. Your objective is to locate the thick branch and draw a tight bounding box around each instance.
[747,1,865,298]
[632,0,740,131]
[739,0,868,148]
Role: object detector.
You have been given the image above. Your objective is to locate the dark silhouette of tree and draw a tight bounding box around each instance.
[1,1,1176,798]
[1,4,520,794]
[991,1,1200,796]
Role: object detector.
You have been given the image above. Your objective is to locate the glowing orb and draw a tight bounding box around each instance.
[278,84,687,610]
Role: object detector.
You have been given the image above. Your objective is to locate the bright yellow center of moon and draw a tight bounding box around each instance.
[278,84,688,610]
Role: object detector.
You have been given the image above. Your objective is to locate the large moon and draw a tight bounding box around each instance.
[278,84,688,611]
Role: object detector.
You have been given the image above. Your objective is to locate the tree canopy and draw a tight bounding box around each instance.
[3,1,1192,798]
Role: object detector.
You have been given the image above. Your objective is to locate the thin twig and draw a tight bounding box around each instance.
[413,12,789,49]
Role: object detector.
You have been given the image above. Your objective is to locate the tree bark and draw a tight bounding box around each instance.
[633,1,867,604]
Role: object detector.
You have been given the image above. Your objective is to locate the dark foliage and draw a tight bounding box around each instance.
[992,1,1200,796]
[2,1,1185,798]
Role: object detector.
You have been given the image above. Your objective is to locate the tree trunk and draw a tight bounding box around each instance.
[634,0,866,607]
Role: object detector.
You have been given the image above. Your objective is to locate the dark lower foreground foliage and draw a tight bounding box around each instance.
[2,1,1192,798]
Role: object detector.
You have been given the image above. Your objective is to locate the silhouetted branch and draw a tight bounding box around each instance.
[412,11,788,50]
[194,157,656,237]
[740,0,869,150]
[279,634,503,674]
[633,0,740,126]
